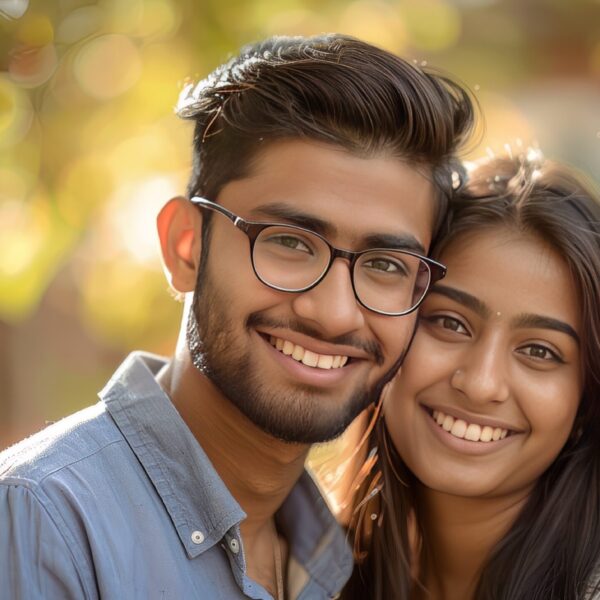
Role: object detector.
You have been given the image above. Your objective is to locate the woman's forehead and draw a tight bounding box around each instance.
[438,226,580,333]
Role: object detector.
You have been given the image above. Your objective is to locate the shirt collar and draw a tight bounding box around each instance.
[279,470,354,597]
[99,351,353,593]
[99,351,246,559]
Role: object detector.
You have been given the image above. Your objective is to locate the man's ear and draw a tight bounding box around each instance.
[157,196,203,293]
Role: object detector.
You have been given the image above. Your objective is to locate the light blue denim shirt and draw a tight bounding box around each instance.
[0,352,353,599]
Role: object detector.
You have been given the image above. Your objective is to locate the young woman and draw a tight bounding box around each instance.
[342,154,600,599]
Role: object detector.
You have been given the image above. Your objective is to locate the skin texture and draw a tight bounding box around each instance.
[385,226,583,599]
[156,139,435,596]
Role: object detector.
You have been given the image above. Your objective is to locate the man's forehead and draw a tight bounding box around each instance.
[217,138,436,250]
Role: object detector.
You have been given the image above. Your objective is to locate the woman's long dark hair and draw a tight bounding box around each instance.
[343,155,600,600]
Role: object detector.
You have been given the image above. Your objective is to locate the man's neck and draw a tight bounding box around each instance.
[416,486,530,600]
[157,346,308,541]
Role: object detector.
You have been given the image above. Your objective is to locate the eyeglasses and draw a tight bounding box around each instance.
[190,197,446,316]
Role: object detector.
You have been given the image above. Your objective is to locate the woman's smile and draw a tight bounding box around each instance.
[385,225,582,498]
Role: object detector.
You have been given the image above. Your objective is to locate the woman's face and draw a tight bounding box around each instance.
[385,226,583,498]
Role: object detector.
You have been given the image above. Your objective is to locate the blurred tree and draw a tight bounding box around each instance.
[1,0,599,448]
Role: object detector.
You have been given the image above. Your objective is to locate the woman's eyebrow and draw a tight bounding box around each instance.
[428,284,490,318]
[512,314,580,344]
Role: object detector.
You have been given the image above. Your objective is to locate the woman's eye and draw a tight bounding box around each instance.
[440,316,466,333]
[518,344,562,363]
[425,315,468,335]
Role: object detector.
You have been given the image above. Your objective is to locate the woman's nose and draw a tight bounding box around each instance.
[450,339,511,405]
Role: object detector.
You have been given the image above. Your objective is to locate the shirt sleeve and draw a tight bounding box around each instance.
[0,483,90,600]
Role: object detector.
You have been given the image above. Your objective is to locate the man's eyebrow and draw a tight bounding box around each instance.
[512,314,580,345]
[362,233,426,254]
[250,203,426,253]
[250,203,335,237]
[428,284,491,318]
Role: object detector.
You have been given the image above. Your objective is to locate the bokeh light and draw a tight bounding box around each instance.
[339,1,408,52]
[74,34,142,100]
[1,0,599,448]
[0,75,33,147]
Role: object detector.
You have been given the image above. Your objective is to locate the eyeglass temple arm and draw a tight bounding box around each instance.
[190,197,250,232]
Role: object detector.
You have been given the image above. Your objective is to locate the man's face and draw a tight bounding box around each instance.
[191,139,435,443]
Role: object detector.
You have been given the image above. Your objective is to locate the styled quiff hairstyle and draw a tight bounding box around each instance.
[176,34,475,239]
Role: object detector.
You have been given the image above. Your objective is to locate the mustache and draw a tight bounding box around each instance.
[247,312,385,366]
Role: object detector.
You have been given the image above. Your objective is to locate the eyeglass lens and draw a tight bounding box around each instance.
[252,226,431,315]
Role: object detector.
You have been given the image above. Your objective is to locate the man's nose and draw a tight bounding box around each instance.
[291,258,366,338]
[450,337,511,405]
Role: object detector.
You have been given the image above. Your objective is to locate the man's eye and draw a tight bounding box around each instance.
[270,236,312,253]
[367,259,396,272]
[363,258,407,275]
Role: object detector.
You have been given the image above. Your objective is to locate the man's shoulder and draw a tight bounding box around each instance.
[0,401,123,489]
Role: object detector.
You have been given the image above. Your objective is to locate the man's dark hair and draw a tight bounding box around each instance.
[176,33,475,241]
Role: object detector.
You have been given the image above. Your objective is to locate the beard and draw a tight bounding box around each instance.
[187,262,410,444]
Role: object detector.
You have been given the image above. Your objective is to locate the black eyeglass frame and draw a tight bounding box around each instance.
[190,196,447,316]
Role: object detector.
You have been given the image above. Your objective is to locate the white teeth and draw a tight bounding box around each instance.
[431,410,509,443]
[480,426,493,442]
[301,350,319,368]
[450,419,467,438]
[269,336,348,370]
[464,423,482,442]
[317,355,334,369]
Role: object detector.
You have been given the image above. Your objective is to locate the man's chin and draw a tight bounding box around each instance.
[225,386,373,445]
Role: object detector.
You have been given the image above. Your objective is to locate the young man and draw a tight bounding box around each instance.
[0,35,474,599]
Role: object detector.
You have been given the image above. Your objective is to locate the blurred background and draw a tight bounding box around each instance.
[1,0,599,450]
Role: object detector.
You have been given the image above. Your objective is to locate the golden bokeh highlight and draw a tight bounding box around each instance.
[74,34,142,99]
[339,1,408,52]
[15,11,54,46]
[1,0,599,448]
[0,76,33,147]
[400,0,461,51]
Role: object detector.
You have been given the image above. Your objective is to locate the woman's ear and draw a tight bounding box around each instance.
[157,197,203,293]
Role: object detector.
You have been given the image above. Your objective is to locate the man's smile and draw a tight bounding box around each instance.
[268,335,349,369]
[253,329,368,388]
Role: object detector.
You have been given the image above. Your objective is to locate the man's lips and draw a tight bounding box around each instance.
[256,328,370,366]
[267,334,350,369]
[256,331,361,387]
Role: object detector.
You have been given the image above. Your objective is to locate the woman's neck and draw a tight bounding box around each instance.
[415,486,531,600]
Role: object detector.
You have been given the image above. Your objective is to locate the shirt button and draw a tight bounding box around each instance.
[191,530,205,545]
[229,537,240,554]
